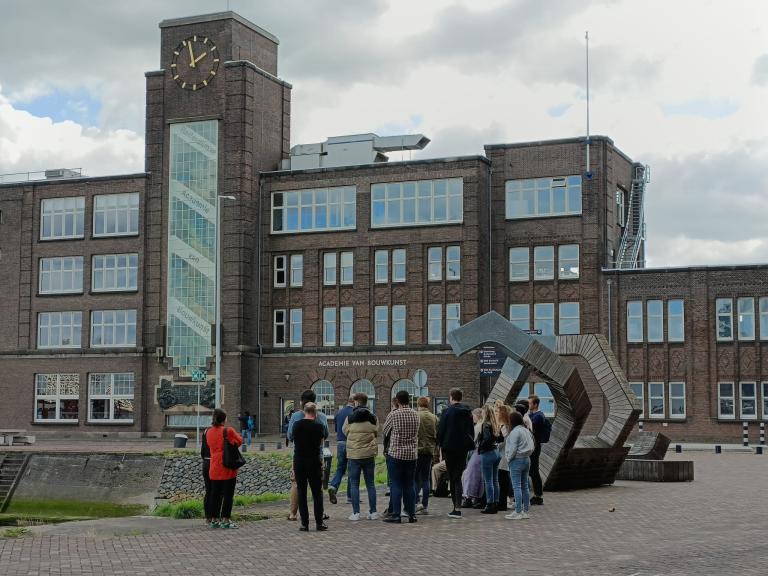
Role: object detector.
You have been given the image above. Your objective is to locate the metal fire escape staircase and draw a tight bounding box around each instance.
[617,163,649,269]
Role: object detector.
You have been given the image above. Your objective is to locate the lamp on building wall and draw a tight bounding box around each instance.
[284,372,291,383]
[215,195,237,409]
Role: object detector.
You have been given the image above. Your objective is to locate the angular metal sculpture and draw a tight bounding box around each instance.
[447,311,640,490]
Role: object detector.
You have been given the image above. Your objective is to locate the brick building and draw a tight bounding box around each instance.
[0,11,765,442]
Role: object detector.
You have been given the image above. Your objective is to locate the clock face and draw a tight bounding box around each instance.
[170,35,220,91]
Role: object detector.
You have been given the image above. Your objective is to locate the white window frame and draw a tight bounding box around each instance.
[648,382,665,419]
[289,309,302,348]
[392,305,406,345]
[340,251,354,285]
[34,373,80,423]
[273,309,286,347]
[558,302,580,335]
[323,253,337,285]
[323,307,337,346]
[647,300,664,343]
[509,304,530,330]
[40,197,85,240]
[667,299,685,343]
[737,297,755,341]
[428,304,442,344]
[93,193,140,237]
[740,381,757,420]
[533,246,554,280]
[446,246,460,280]
[290,254,303,287]
[428,247,442,281]
[371,178,463,228]
[39,256,84,294]
[629,382,644,419]
[92,254,138,293]
[558,244,579,280]
[375,306,389,345]
[392,249,406,283]
[534,303,555,336]
[627,301,644,342]
[759,298,768,341]
[90,309,137,348]
[271,186,356,234]
[273,256,286,287]
[505,176,582,220]
[669,381,686,419]
[312,380,336,418]
[87,373,135,423]
[716,298,733,341]
[340,307,354,346]
[509,247,530,282]
[718,382,735,420]
[37,311,82,349]
[375,250,389,284]
[446,303,461,336]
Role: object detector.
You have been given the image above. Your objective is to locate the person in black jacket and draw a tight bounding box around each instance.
[200,427,213,524]
[292,403,328,532]
[437,388,475,519]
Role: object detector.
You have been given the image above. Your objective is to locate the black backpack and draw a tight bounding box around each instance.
[539,417,552,444]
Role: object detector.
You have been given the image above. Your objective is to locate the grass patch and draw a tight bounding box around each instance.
[154,499,204,519]
[2,527,31,538]
[233,492,287,506]
[4,500,146,521]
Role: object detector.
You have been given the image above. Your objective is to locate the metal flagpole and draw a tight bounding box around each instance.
[585,31,591,178]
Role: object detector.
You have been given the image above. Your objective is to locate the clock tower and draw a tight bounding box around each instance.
[143,12,291,430]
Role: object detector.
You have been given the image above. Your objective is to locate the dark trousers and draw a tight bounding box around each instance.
[295,456,324,527]
[414,453,433,508]
[443,449,469,511]
[389,457,417,517]
[202,459,213,520]
[530,443,543,498]
[498,469,511,510]
[209,477,237,519]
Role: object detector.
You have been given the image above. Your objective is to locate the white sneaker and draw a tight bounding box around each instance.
[415,503,424,512]
[505,512,523,520]
[418,508,429,515]
[401,512,409,518]
[520,512,530,520]
[367,512,379,520]
[348,513,360,521]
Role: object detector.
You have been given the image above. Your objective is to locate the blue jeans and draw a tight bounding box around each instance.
[479,449,501,504]
[329,441,349,493]
[414,453,432,508]
[241,428,252,446]
[389,457,417,517]
[348,457,377,515]
[509,456,531,514]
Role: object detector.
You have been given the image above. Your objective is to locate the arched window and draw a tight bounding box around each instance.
[351,379,376,414]
[391,379,418,408]
[312,380,335,418]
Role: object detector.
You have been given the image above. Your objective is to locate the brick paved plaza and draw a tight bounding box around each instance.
[1,452,765,576]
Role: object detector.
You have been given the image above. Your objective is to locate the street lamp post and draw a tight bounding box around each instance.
[215,195,236,409]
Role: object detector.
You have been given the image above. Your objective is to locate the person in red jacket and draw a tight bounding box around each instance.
[205,408,243,529]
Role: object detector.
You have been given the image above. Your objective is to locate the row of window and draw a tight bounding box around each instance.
[629,381,686,420]
[626,300,685,343]
[510,302,581,336]
[37,310,137,349]
[40,193,140,241]
[717,381,768,420]
[715,298,768,341]
[509,245,579,282]
[34,372,134,423]
[39,254,139,294]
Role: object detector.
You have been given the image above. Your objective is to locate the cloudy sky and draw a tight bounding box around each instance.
[1,0,767,267]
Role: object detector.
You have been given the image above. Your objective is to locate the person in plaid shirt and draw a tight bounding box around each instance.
[382,390,420,523]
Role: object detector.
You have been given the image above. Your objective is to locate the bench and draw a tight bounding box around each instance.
[616,459,694,482]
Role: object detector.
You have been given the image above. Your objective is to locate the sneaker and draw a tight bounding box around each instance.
[316,523,329,531]
[505,512,523,520]
[382,516,402,523]
[408,516,417,523]
[367,512,379,520]
[348,512,361,521]
[328,487,338,504]
[418,508,429,515]
[299,525,309,532]
[530,496,544,506]
[447,510,462,519]
[415,503,424,513]
[400,512,409,518]
[220,521,239,529]
[520,512,530,520]
[209,521,220,529]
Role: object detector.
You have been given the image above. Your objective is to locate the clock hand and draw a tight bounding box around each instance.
[193,51,207,64]
[187,41,196,68]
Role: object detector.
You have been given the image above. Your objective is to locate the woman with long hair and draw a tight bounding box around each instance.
[495,403,513,511]
[503,410,535,520]
[205,408,243,529]
[476,404,502,514]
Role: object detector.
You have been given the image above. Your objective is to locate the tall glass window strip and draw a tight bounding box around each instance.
[558,245,579,279]
[446,303,461,335]
[627,301,643,342]
[91,310,137,347]
[323,253,337,285]
[648,382,665,419]
[428,247,442,281]
[38,311,82,349]
[509,304,530,330]
[762,382,768,420]
[274,256,286,287]
[740,381,757,419]
[40,197,85,240]
[505,176,582,219]
[534,303,555,336]
[375,306,389,345]
[93,193,140,237]
[312,380,335,417]
[290,254,303,287]
[668,300,685,342]
[324,307,337,346]
[274,310,286,347]
[558,302,580,335]
[534,246,554,280]
[340,251,354,285]
[716,298,733,341]
[35,374,79,422]
[351,379,376,414]
[737,297,755,340]
[428,304,442,344]
[760,298,768,341]
[446,246,460,280]
[39,256,83,294]
[92,254,138,292]
[371,178,463,228]
[509,248,529,282]
[647,300,664,342]
[272,186,356,233]
[669,382,686,419]
[375,250,388,283]
[88,373,134,422]
[340,307,354,346]
[629,382,644,418]
[718,382,735,419]
[290,309,302,347]
[392,249,406,282]
[392,305,406,345]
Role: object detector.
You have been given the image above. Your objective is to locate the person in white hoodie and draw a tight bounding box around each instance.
[501,410,535,520]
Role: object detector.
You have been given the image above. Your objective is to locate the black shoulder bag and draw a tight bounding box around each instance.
[222,427,246,470]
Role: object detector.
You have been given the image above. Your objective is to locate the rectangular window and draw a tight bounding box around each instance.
[375,250,388,283]
[762,382,768,421]
[740,381,757,419]
[760,298,768,341]
[90,310,137,347]
[616,189,626,227]
[39,256,84,294]
[428,304,442,344]
[92,254,138,292]
[428,247,442,281]
[534,303,555,336]
[668,300,685,342]
[37,311,82,349]
[392,305,406,345]
[375,306,389,345]
[273,310,286,347]
[35,374,79,422]
[558,302,580,335]
[648,382,665,419]
[627,301,643,342]
[40,197,85,240]
[509,247,530,282]
[340,251,354,285]
[290,309,302,347]
[323,307,337,346]
[533,246,554,280]
[323,253,337,285]
[509,304,530,330]
[716,298,733,341]
[271,186,356,233]
[273,256,286,287]
[647,300,664,342]
[88,373,135,422]
[669,382,686,419]
[93,193,140,237]
[392,249,406,283]
[738,297,755,340]
[340,307,354,346]
[718,382,735,419]
[505,175,582,219]
[446,303,461,336]
[446,246,460,280]
[290,254,303,287]
[558,244,579,279]
[629,382,644,419]
[371,178,463,228]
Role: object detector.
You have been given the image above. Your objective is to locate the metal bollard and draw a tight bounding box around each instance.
[715,445,722,454]
[760,422,765,446]
[675,444,682,453]
[756,446,764,455]
[743,422,749,447]
[276,441,282,450]
[260,442,265,451]
[638,421,644,432]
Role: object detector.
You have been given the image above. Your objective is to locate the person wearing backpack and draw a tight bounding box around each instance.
[528,394,551,506]
[205,408,243,529]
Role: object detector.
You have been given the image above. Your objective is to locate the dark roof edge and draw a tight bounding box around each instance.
[158,11,279,44]
[603,263,768,274]
[224,60,292,88]
[485,135,636,165]
[262,155,491,178]
[0,172,149,189]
